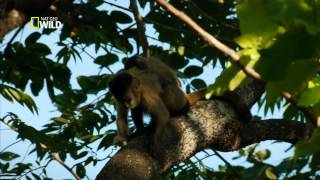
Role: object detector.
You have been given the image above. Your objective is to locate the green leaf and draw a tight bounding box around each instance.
[0,152,20,161]
[98,131,116,150]
[0,85,38,114]
[295,128,320,157]
[183,65,203,78]
[266,60,320,104]
[111,11,132,24]
[236,0,281,49]
[256,30,319,81]
[89,0,104,7]
[298,86,320,106]
[166,53,188,70]
[76,164,86,178]
[25,32,41,47]
[51,64,71,91]
[191,79,206,89]
[255,149,271,161]
[29,43,51,56]
[94,54,118,67]
[77,75,109,94]
[76,151,88,159]
[265,167,277,180]
[32,173,41,180]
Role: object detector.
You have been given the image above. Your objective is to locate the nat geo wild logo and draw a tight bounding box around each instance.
[30,16,62,29]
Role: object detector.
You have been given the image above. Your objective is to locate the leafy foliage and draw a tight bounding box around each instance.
[0,0,320,179]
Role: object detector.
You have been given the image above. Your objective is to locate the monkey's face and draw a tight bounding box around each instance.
[109,72,141,109]
[122,83,141,108]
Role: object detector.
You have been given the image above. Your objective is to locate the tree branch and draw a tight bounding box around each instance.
[51,153,81,180]
[213,150,242,180]
[130,0,150,57]
[155,0,319,125]
[96,99,312,180]
[239,119,315,147]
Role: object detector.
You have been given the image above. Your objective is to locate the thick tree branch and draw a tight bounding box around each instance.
[96,99,312,180]
[240,119,314,147]
[155,0,318,126]
[130,0,150,57]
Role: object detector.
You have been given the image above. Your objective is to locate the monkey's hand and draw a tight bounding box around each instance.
[113,135,128,146]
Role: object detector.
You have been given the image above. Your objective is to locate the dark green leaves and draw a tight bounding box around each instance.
[183,65,203,78]
[111,11,132,24]
[25,32,41,46]
[0,152,20,161]
[76,164,86,178]
[295,128,320,157]
[0,85,38,113]
[94,54,118,67]
[77,75,109,94]
[191,79,206,89]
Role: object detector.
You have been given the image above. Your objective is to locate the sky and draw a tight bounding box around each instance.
[0,1,293,179]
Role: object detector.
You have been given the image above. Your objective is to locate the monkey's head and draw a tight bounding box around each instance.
[108,72,141,109]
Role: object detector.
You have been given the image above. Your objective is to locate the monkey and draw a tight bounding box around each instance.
[109,56,252,145]
[108,56,206,145]
[123,56,252,121]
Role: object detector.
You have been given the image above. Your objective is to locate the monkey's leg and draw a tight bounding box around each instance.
[131,106,144,131]
[147,98,170,142]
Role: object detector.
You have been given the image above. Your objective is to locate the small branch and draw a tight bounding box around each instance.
[213,150,242,180]
[3,21,27,57]
[155,0,318,125]
[144,18,192,33]
[51,153,81,180]
[104,1,131,12]
[188,1,238,30]
[18,160,52,179]
[0,140,22,153]
[130,0,150,57]
[155,0,237,60]
[281,92,317,123]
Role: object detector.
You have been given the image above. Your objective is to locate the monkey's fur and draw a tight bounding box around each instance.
[109,56,252,145]
[108,56,204,145]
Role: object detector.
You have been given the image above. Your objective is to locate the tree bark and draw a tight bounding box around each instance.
[96,81,313,180]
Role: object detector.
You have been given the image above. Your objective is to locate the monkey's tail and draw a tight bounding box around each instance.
[186,88,207,106]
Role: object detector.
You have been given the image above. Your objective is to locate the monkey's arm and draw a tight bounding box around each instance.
[114,103,129,145]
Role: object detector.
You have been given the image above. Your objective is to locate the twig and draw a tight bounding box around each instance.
[0,140,22,153]
[156,0,240,64]
[51,153,81,180]
[130,0,150,57]
[0,118,81,180]
[155,0,318,125]
[188,1,238,30]
[214,150,243,180]
[144,18,192,33]
[74,44,114,74]
[3,21,27,57]
[104,1,131,12]
[18,160,52,179]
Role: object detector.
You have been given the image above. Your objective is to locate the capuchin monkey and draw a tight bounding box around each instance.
[108,56,205,145]
[109,56,252,145]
